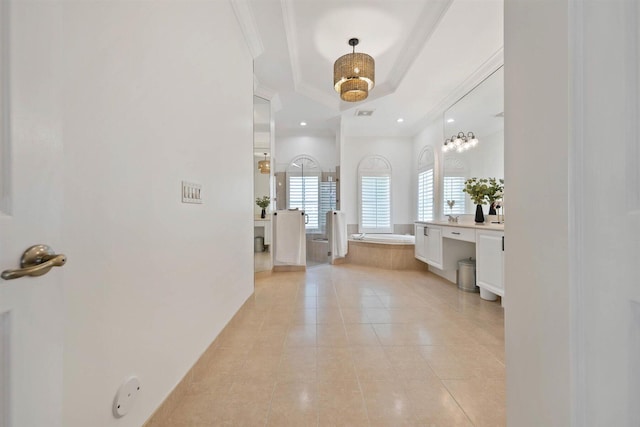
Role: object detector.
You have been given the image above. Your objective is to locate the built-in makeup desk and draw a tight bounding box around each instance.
[415,220,505,301]
[254,217,271,247]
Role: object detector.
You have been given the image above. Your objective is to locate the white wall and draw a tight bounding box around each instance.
[60,2,254,426]
[342,136,414,226]
[504,0,571,425]
[506,1,640,425]
[465,129,504,182]
[574,3,640,424]
[275,133,337,172]
[412,117,444,220]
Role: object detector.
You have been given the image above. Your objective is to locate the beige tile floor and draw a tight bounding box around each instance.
[162,264,505,426]
[255,250,272,273]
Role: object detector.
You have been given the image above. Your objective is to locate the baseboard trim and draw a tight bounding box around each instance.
[142,295,252,426]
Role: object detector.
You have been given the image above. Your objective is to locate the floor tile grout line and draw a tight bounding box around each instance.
[162,265,503,426]
[440,378,478,427]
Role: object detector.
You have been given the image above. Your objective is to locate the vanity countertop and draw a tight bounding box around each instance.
[415,220,504,231]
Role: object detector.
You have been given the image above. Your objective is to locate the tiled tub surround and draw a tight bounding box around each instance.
[346,240,428,271]
[346,223,415,236]
[146,264,505,426]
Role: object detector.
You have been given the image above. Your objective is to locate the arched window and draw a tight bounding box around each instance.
[443,155,467,215]
[417,146,435,221]
[286,156,321,230]
[357,155,392,233]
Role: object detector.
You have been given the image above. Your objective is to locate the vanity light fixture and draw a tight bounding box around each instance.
[334,38,375,102]
[443,132,479,153]
[258,153,270,174]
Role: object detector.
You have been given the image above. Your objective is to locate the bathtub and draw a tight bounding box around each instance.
[346,233,425,271]
[349,233,415,245]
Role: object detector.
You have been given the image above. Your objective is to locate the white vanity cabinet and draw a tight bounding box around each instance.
[415,224,443,267]
[415,224,427,262]
[254,219,272,246]
[415,221,505,300]
[475,230,504,297]
[424,225,443,269]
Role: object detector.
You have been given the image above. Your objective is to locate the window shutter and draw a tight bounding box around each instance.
[443,176,466,215]
[361,176,391,230]
[288,175,319,229]
[318,181,336,232]
[417,168,434,221]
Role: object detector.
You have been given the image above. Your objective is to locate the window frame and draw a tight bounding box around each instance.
[443,175,467,215]
[287,172,320,231]
[417,167,435,222]
[357,156,393,234]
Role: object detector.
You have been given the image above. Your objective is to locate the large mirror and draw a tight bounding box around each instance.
[254,96,272,272]
[442,66,504,217]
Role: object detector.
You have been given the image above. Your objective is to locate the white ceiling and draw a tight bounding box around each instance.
[247,0,504,138]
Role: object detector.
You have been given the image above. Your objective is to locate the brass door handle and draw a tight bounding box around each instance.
[1,245,67,280]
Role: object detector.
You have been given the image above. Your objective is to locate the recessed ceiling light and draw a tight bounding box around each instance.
[299,121,307,126]
[396,118,404,123]
[447,118,455,123]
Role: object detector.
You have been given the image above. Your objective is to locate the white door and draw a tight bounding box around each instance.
[0,2,65,426]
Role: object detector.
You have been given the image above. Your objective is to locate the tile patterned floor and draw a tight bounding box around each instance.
[161,264,505,426]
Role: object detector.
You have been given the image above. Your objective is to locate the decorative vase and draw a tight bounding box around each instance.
[261,208,266,219]
[475,204,485,224]
[488,202,497,215]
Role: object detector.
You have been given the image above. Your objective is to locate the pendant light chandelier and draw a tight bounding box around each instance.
[258,153,270,174]
[443,132,479,153]
[333,38,375,102]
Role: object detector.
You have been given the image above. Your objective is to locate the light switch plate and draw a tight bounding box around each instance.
[182,181,202,204]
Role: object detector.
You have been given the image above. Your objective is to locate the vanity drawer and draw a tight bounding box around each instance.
[442,226,476,243]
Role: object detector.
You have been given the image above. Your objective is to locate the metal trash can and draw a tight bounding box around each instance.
[457,258,478,292]
[254,236,265,253]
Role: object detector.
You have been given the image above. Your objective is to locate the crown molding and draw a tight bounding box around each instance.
[281,0,303,92]
[230,0,264,59]
[409,47,504,136]
[253,79,283,113]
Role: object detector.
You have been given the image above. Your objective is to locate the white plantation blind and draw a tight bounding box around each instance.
[288,175,319,229]
[417,168,434,221]
[360,175,391,231]
[319,181,336,232]
[443,176,466,215]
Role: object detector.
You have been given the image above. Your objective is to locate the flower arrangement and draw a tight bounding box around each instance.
[462,178,491,205]
[463,177,504,205]
[255,196,270,209]
[486,178,504,204]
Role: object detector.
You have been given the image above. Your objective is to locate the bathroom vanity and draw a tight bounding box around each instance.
[415,221,505,301]
[254,218,272,246]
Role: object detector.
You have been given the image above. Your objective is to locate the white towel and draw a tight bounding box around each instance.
[274,210,305,265]
[333,211,348,257]
[327,210,348,260]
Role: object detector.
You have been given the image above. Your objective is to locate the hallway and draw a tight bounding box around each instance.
[155,264,505,426]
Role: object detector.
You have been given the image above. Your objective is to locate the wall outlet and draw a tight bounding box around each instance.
[182,181,202,204]
[113,376,141,418]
